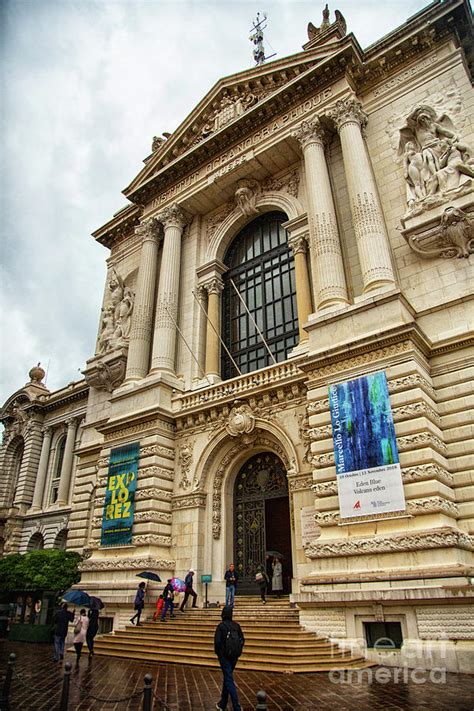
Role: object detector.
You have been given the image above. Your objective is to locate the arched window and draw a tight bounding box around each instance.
[27,532,44,551]
[54,529,68,550]
[50,436,66,504]
[221,211,298,380]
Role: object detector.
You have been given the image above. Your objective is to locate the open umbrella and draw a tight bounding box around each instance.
[63,590,92,607]
[170,577,186,592]
[90,596,104,610]
[137,571,161,582]
[266,550,285,559]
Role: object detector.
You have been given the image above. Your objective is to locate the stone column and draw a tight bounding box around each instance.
[288,235,312,342]
[203,277,224,379]
[293,119,349,311]
[328,96,396,293]
[150,204,190,374]
[125,218,162,381]
[57,418,78,506]
[30,426,52,511]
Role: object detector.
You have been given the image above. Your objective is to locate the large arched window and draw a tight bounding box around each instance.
[221,211,298,380]
[27,532,44,551]
[50,435,66,504]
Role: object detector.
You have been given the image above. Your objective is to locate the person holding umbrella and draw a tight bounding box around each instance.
[72,608,89,665]
[160,579,176,621]
[52,602,74,662]
[272,557,283,598]
[130,581,146,626]
[86,606,99,657]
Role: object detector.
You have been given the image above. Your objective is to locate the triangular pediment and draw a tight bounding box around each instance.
[124,40,349,200]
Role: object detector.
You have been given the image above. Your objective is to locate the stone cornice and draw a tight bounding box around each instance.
[92,204,142,250]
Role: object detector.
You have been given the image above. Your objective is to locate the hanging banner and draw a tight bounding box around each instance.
[328,371,405,520]
[101,442,140,547]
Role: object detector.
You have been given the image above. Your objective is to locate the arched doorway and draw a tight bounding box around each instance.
[234,452,292,594]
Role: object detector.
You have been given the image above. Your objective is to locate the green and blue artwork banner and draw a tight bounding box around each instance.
[328,371,405,519]
[101,442,140,546]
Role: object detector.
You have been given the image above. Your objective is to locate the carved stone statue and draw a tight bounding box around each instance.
[235,179,261,217]
[96,270,135,354]
[202,92,257,137]
[406,206,474,260]
[399,104,474,212]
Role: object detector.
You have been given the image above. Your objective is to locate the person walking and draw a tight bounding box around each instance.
[160,579,176,622]
[272,557,283,598]
[214,605,244,711]
[153,594,164,622]
[72,609,89,666]
[224,563,238,608]
[52,602,74,662]
[255,565,270,604]
[130,581,146,625]
[180,569,198,612]
[86,607,99,657]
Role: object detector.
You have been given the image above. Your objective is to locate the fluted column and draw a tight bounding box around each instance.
[288,235,312,342]
[150,204,190,374]
[30,426,52,511]
[203,277,224,379]
[125,218,162,381]
[328,97,396,293]
[293,119,349,311]
[57,418,78,506]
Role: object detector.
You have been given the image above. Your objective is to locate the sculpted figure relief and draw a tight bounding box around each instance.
[97,269,135,354]
[226,403,255,437]
[399,104,473,211]
[235,179,261,217]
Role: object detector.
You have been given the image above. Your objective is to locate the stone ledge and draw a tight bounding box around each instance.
[301,564,474,586]
[293,586,474,606]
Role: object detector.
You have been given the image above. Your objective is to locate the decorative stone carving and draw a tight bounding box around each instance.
[307,5,346,41]
[288,474,313,492]
[226,403,255,437]
[403,205,474,259]
[202,92,257,137]
[97,267,135,355]
[416,607,474,640]
[262,169,300,198]
[141,444,175,459]
[84,351,127,392]
[296,411,311,463]
[292,118,330,149]
[398,104,473,214]
[328,97,367,132]
[28,363,46,385]
[305,528,474,559]
[177,439,194,489]
[79,557,175,572]
[235,179,261,217]
[172,493,207,510]
[133,534,172,546]
[157,203,191,231]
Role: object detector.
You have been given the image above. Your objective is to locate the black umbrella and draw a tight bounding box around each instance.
[136,571,161,582]
[266,550,284,559]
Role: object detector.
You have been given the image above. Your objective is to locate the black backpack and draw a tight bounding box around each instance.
[224,622,244,659]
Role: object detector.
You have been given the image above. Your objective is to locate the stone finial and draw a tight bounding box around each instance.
[29,363,45,384]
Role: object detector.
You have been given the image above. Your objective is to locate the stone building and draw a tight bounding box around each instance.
[1,0,473,672]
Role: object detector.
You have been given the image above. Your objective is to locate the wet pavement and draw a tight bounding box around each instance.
[1,640,474,710]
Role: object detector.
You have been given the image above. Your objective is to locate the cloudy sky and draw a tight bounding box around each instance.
[1,0,429,406]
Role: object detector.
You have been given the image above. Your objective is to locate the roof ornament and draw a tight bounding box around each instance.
[249,12,276,66]
[307,5,346,41]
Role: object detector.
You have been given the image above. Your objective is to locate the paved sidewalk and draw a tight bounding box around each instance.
[1,641,473,710]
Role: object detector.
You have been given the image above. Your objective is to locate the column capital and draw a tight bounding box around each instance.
[288,234,309,255]
[135,217,162,244]
[157,203,192,231]
[41,425,52,437]
[327,96,367,132]
[65,417,78,429]
[201,277,224,295]
[292,118,330,149]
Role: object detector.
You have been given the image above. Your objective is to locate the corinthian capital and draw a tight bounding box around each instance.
[288,234,309,255]
[135,217,162,244]
[202,277,224,295]
[157,204,192,231]
[327,97,367,131]
[292,118,329,149]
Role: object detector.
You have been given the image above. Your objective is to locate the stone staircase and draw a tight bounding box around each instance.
[92,597,372,673]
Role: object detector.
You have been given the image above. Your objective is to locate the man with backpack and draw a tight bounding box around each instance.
[214,605,245,711]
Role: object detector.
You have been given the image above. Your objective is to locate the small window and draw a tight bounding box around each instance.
[364,621,403,649]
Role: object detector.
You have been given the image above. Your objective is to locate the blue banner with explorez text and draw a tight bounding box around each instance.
[101,442,140,547]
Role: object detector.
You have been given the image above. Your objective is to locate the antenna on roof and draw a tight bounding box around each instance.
[249,12,276,66]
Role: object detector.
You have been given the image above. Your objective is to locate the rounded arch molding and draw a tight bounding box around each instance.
[193,419,298,540]
[207,191,304,262]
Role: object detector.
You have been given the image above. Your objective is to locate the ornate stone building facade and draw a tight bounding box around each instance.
[1,1,473,672]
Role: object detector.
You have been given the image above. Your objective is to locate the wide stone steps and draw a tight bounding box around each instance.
[92,599,371,673]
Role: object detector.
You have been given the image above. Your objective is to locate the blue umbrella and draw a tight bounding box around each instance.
[137,571,161,582]
[63,590,92,607]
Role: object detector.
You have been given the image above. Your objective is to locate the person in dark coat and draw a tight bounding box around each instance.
[255,565,270,604]
[53,602,74,662]
[86,607,99,657]
[160,579,176,622]
[214,606,244,711]
[180,569,198,612]
[130,581,146,625]
[224,564,238,608]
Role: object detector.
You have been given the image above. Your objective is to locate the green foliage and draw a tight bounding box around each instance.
[0,550,81,594]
